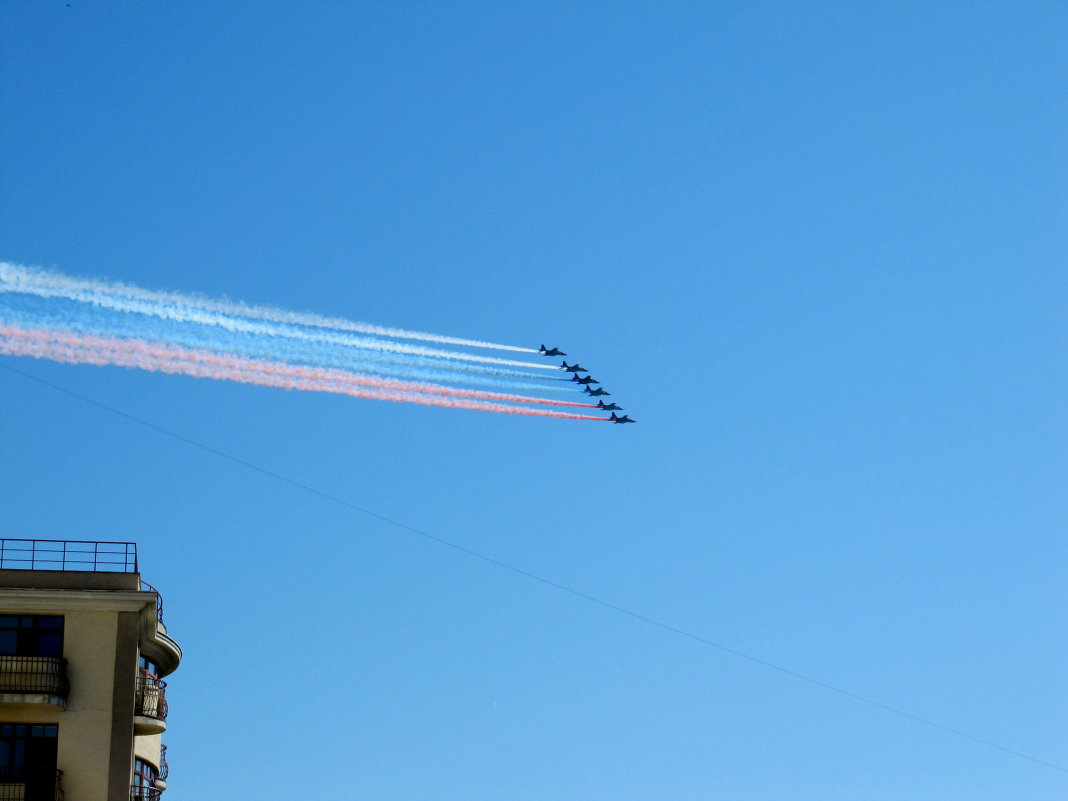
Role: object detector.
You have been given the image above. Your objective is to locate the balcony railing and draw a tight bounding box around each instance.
[0,538,137,573]
[0,768,64,800]
[130,788,161,801]
[134,676,168,721]
[159,744,169,781]
[139,580,165,623]
[0,655,70,698]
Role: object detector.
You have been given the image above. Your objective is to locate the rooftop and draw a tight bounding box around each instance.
[0,539,154,599]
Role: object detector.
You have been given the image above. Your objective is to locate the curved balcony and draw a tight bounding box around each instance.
[137,582,182,679]
[130,789,161,801]
[138,627,181,679]
[0,656,69,707]
[133,676,168,735]
[0,768,64,801]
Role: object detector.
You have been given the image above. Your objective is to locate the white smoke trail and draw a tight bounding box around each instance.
[0,302,574,394]
[0,327,607,420]
[0,262,540,353]
[0,263,559,370]
[0,326,599,408]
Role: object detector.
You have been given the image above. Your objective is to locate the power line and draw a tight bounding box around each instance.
[2,359,1064,775]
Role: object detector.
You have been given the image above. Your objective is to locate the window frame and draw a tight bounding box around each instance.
[133,756,158,789]
[0,615,64,657]
[0,722,59,776]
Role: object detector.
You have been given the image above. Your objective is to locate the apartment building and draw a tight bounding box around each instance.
[0,539,180,800]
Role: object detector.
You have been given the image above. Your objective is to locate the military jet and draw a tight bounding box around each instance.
[597,400,624,411]
[584,386,611,396]
[571,374,599,385]
[539,345,566,356]
[560,361,588,373]
[610,412,636,424]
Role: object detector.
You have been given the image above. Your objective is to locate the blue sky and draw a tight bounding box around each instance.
[1,2,1066,798]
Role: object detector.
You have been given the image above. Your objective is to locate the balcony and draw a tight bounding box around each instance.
[134,676,168,735]
[0,768,64,801]
[130,789,161,801]
[0,656,69,707]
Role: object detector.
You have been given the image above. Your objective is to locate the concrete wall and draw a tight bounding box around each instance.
[0,610,118,799]
[0,570,140,591]
[62,610,120,800]
[134,731,163,769]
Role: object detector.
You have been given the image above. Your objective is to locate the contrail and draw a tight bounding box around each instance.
[0,296,572,393]
[0,326,599,408]
[0,273,558,369]
[0,275,563,373]
[0,262,544,356]
[0,263,615,422]
[0,326,608,420]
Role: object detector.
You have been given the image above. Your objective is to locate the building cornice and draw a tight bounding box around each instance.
[0,588,154,613]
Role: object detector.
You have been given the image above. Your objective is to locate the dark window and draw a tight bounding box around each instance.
[0,616,63,657]
[138,656,159,677]
[0,723,58,801]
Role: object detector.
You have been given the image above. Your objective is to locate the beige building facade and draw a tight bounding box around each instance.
[0,539,180,800]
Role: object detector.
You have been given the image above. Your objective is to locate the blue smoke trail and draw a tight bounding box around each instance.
[0,295,575,395]
[0,261,539,353]
[0,265,558,370]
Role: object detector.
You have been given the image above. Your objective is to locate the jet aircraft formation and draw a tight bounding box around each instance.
[0,264,635,425]
[539,345,636,423]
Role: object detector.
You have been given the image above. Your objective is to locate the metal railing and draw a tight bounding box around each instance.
[0,768,64,800]
[130,789,161,801]
[159,744,169,781]
[134,676,168,721]
[139,580,165,622]
[0,656,70,698]
[0,539,137,573]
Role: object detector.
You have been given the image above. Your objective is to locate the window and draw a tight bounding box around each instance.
[138,656,159,677]
[0,724,58,801]
[132,757,158,796]
[0,616,63,657]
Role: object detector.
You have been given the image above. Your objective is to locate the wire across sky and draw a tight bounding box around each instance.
[0,359,1061,777]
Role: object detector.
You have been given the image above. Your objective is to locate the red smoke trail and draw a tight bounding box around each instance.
[0,326,610,421]
[0,326,600,408]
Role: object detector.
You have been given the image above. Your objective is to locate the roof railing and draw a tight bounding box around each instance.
[0,539,137,573]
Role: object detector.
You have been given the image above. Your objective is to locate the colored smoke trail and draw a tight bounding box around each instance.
[1,263,544,358]
[0,295,571,393]
[0,326,599,408]
[0,326,609,420]
[0,274,557,369]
